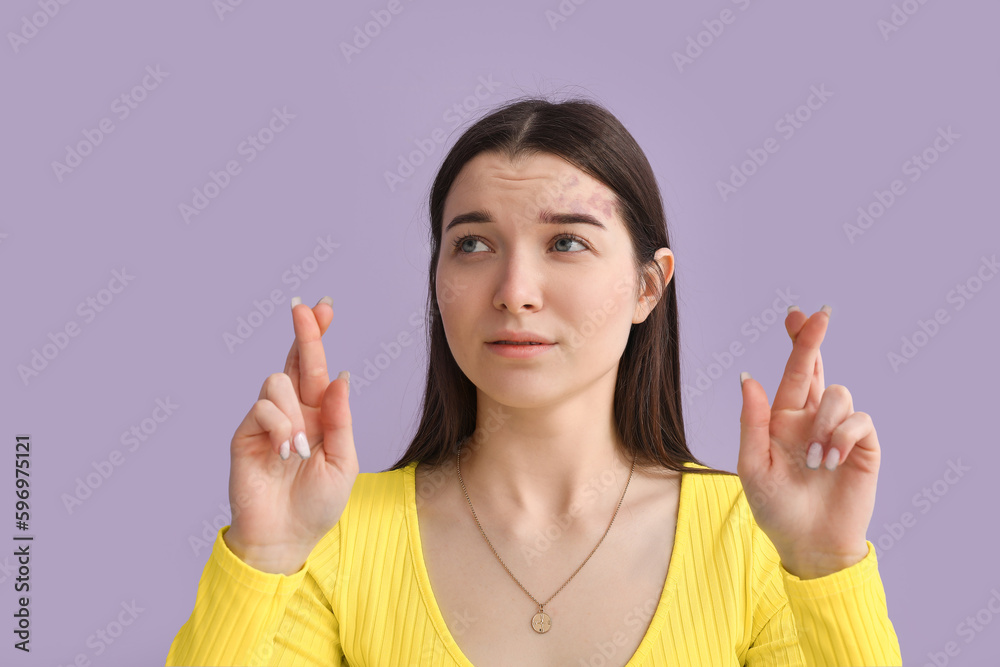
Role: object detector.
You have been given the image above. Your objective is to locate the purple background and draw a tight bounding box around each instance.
[2,1,998,664]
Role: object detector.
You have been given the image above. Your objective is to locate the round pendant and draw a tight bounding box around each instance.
[531,611,551,634]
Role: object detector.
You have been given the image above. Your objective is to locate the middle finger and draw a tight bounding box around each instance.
[784,307,825,409]
[286,296,334,407]
[772,306,830,411]
[284,297,334,382]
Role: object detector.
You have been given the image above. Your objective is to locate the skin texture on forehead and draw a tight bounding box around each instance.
[449,151,623,231]
[585,189,618,221]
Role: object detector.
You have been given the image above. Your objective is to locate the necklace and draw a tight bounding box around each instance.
[455,444,637,634]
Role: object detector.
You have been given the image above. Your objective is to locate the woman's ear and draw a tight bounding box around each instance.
[633,248,674,323]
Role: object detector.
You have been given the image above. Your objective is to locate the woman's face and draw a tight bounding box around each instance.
[436,151,673,409]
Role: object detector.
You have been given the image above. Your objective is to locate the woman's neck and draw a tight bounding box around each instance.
[458,395,634,519]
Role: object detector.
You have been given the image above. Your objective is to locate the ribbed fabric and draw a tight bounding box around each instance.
[166,462,902,666]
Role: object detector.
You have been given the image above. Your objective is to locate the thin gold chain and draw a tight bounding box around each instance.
[456,444,637,613]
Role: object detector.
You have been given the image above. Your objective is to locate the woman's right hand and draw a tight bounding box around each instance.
[223,296,358,575]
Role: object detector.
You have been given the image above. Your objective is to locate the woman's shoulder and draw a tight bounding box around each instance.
[342,461,416,513]
[321,463,415,556]
[308,463,416,591]
[679,461,753,523]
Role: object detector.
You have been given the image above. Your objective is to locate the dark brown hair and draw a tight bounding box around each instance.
[389,95,734,479]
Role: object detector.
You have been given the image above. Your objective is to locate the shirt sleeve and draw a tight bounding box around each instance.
[165,524,345,667]
[746,520,902,667]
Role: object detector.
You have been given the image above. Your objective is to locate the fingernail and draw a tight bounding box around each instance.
[787,305,801,313]
[294,431,311,459]
[291,296,302,309]
[279,440,290,460]
[739,371,750,388]
[337,369,350,389]
[824,447,840,471]
[806,442,823,469]
[820,304,832,317]
[319,296,333,307]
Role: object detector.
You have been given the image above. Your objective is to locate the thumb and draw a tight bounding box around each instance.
[738,371,771,478]
[320,370,357,473]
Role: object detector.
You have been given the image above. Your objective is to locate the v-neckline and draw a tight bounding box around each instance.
[402,460,693,666]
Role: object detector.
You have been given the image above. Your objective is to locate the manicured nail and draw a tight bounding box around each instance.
[824,447,840,471]
[806,442,823,469]
[787,305,801,313]
[291,296,302,309]
[820,304,832,317]
[319,296,333,307]
[337,369,350,389]
[279,440,290,460]
[739,371,750,388]
[294,431,311,459]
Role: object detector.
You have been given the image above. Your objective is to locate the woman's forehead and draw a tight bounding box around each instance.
[445,152,621,225]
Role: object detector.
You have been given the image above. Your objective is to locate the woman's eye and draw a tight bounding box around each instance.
[552,236,587,252]
[451,234,589,254]
[453,236,488,254]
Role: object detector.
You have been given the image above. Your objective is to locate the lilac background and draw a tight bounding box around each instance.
[2,0,998,664]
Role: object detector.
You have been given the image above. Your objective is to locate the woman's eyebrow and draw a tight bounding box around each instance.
[445,209,608,232]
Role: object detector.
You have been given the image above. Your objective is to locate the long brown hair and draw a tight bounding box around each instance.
[389,95,735,479]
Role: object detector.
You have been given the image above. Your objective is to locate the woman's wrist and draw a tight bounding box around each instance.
[223,528,313,576]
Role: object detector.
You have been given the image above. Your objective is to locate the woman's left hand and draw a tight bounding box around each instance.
[736,305,879,579]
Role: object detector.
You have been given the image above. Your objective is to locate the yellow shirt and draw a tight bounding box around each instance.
[166,461,902,666]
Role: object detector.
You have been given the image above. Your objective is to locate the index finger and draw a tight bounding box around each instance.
[772,305,831,411]
[286,296,334,408]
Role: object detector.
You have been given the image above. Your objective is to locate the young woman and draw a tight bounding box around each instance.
[166,98,902,666]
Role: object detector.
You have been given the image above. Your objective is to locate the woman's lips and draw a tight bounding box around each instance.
[486,341,556,358]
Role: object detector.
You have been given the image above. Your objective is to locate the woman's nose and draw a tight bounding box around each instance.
[492,254,543,313]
